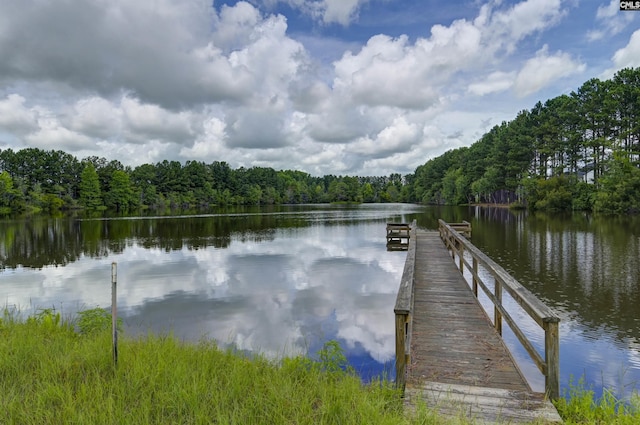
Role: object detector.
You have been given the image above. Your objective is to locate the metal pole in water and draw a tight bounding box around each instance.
[111,262,118,366]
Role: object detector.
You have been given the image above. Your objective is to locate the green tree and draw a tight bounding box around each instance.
[328,181,349,202]
[79,163,104,210]
[0,171,18,214]
[105,170,135,212]
[525,175,574,211]
[131,163,159,208]
[612,68,640,163]
[360,183,375,202]
[594,154,640,214]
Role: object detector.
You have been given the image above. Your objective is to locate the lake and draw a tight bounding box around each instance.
[1,204,639,400]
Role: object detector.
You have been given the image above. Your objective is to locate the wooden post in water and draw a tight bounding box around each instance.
[111,262,118,366]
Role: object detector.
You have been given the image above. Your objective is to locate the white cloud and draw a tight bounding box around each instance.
[481,0,566,53]
[588,0,635,41]
[333,34,441,110]
[224,104,290,149]
[0,94,38,135]
[321,0,367,25]
[70,97,123,140]
[348,117,421,158]
[180,117,227,159]
[513,46,585,97]
[468,71,517,96]
[121,97,196,145]
[0,0,256,108]
[94,139,176,168]
[25,119,94,151]
[610,29,640,70]
[211,1,262,51]
[273,0,369,26]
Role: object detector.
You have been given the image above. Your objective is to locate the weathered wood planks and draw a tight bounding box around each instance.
[438,220,560,400]
[397,228,562,424]
[405,382,562,424]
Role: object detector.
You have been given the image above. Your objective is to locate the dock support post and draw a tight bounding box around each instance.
[544,319,560,400]
[395,313,408,390]
[111,262,118,366]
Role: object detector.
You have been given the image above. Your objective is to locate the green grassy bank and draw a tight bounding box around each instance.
[1,309,639,424]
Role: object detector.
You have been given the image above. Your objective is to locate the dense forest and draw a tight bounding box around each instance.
[1,67,639,216]
[0,148,409,215]
[411,67,640,214]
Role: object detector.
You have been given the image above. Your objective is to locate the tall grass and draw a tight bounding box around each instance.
[553,377,640,424]
[0,308,428,424]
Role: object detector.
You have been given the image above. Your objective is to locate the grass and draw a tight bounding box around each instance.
[553,377,640,424]
[2,308,640,424]
[0,308,425,425]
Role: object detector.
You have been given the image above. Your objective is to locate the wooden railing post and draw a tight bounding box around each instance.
[544,319,560,401]
[462,220,471,238]
[472,257,478,297]
[494,278,502,335]
[395,313,407,390]
[459,244,464,273]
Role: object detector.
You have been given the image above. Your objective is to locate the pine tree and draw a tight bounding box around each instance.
[79,163,103,210]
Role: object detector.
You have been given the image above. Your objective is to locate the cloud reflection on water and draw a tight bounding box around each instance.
[3,220,405,376]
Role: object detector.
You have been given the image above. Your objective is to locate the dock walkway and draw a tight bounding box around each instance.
[395,224,562,424]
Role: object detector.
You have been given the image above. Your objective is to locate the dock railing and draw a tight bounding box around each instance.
[447,220,472,238]
[438,219,560,400]
[393,219,417,391]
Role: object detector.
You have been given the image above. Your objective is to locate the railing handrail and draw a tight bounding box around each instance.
[439,220,557,325]
[437,219,560,400]
[387,222,410,228]
[394,220,417,314]
[394,219,417,390]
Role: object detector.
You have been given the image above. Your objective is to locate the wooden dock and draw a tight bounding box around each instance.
[386,223,411,250]
[394,221,562,424]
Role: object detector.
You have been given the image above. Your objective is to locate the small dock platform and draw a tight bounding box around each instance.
[394,220,562,423]
[386,223,411,250]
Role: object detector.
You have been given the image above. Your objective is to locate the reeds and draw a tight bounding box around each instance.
[0,308,411,424]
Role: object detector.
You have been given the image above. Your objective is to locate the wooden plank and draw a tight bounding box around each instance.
[405,381,562,424]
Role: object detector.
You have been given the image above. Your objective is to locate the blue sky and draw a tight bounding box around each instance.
[0,0,638,176]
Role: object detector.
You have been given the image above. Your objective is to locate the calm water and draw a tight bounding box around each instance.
[1,204,639,399]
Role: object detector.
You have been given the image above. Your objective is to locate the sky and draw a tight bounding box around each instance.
[0,0,638,177]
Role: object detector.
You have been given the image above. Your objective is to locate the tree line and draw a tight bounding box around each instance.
[2,67,640,216]
[0,149,409,215]
[409,67,640,214]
